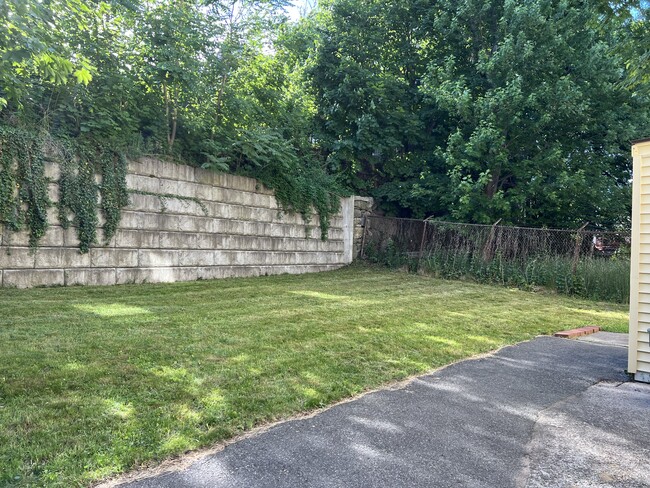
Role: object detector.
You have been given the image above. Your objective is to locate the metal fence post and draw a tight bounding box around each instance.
[572,222,590,275]
[482,219,502,262]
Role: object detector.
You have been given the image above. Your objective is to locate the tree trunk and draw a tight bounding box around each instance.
[214,73,228,125]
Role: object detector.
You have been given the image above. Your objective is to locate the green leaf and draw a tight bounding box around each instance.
[73,67,92,85]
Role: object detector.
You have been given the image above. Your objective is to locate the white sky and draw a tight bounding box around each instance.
[286,0,314,21]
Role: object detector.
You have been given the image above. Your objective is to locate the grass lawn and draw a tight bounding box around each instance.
[0,266,628,487]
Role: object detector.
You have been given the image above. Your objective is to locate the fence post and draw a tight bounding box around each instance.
[360,216,369,259]
[572,222,590,275]
[482,219,502,262]
[417,216,435,272]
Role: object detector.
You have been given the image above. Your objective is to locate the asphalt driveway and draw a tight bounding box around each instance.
[114,335,650,488]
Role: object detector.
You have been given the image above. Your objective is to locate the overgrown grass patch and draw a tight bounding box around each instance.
[0,266,628,486]
[375,249,630,303]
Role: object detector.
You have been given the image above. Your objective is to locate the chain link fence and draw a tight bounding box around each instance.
[360,216,631,303]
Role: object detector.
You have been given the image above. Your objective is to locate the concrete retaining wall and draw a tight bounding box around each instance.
[0,157,363,288]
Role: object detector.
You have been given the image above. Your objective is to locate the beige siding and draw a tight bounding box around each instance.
[630,139,650,382]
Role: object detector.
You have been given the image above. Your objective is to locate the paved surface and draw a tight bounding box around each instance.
[576,331,629,347]
[119,336,650,488]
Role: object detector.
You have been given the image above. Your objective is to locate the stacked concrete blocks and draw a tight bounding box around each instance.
[0,157,363,288]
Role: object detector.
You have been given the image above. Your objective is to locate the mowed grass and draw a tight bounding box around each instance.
[0,266,628,487]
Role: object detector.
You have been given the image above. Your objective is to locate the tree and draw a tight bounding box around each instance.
[0,0,95,110]
[421,0,645,227]
[304,0,649,227]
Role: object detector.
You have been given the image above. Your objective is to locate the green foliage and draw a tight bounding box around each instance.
[204,128,344,238]
[0,127,129,252]
[99,150,129,243]
[305,0,650,227]
[0,0,95,108]
[1,0,341,238]
[0,126,51,247]
[3,0,647,233]
[365,241,630,303]
[58,140,131,253]
[58,143,99,253]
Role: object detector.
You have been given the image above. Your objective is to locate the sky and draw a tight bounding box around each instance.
[286,0,315,21]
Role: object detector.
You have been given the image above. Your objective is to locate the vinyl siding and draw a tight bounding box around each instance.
[630,139,650,381]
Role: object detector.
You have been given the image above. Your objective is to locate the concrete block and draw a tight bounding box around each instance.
[196,233,216,250]
[215,172,232,188]
[91,248,138,268]
[218,251,265,266]
[127,193,162,213]
[150,160,194,182]
[46,207,60,226]
[120,211,159,230]
[329,217,344,229]
[159,232,197,250]
[44,161,61,180]
[62,227,80,248]
[138,250,179,267]
[0,247,35,268]
[172,181,211,200]
[128,157,159,177]
[3,226,64,247]
[61,226,110,248]
[154,160,178,180]
[115,268,144,285]
[211,186,224,203]
[4,269,64,288]
[230,174,258,193]
[194,167,217,185]
[177,215,213,234]
[159,177,179,195]
[114,230,160,249]
[194,184,213,201]
[163,198,204,216]
[175,164,196,182]
[250,193,271,208]
[197,266,227,281]
[354,196,374,209]
[126,174,160,193]
[65,268,117,286]
[158,214,181,232]
[116,267,176,285]
[172,267,198,282]
[34,247,91,268]
[179,250,214,267]
[47,183,60,203]
[222,189,246,206]
[224,265,262,279]
[208,202,235,220]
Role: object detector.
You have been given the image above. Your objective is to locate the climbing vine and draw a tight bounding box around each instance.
[129,190,208,216]
[58,142,98,253]
[1,127,130,252]
[99,148,129,244]
[0,127,51,247]
[58,141,130,253]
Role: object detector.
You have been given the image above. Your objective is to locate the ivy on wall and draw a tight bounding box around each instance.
[1,128,129,252]
[1,126,340,252]
[100,150,129,243]
[0,127,51,247]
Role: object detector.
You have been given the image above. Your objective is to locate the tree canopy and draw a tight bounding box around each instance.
[1,0,648,231]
